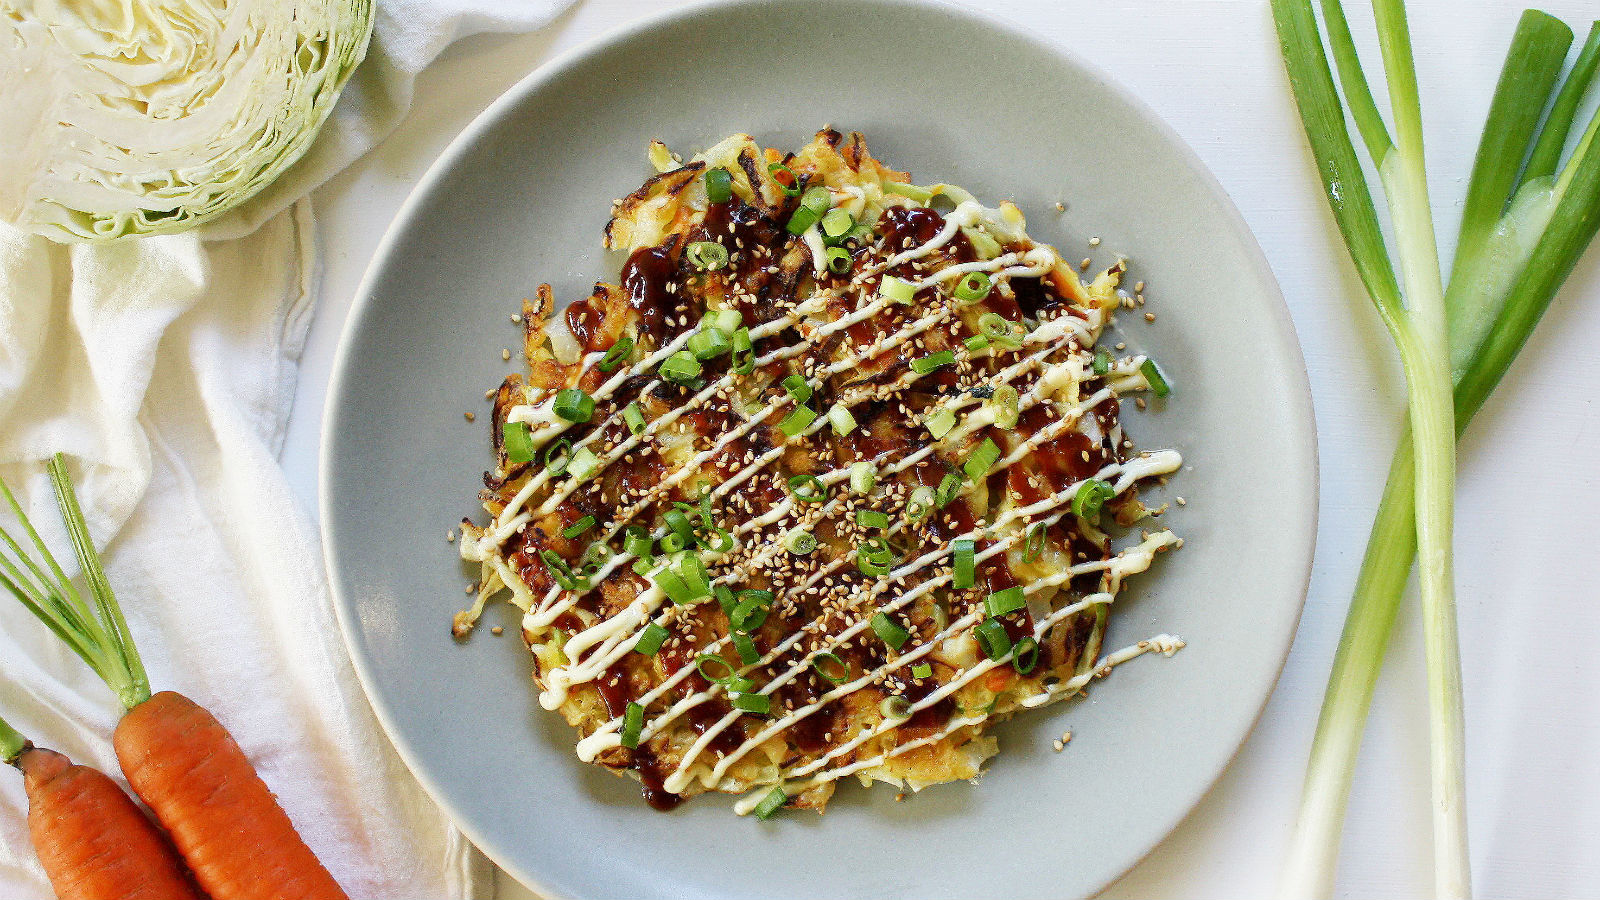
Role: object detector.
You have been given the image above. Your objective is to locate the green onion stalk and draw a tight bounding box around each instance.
[1273,4,1600,897]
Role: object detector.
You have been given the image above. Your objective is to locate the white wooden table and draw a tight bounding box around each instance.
[279,1,1600,896]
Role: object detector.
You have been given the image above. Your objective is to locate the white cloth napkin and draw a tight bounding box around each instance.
[0,1,571,897]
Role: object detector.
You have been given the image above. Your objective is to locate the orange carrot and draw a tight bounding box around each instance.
[0,720,205,900]
[0,456,349,900]
[114,691,345,900]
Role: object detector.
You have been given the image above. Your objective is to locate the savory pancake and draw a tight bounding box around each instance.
[457,129,1183,817]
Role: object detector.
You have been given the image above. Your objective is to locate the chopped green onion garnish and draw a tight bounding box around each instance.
[965,334,991,353]
[786,473,826,503]
[811,652,848,683]
[859,537,893,564]
[821,207,854,240]
[884,180,935,203]
[782,374,812,402]
[786,529,817,556]
[632,558,654,577]
[624,526,654,561]
[754,786,788,820]
[871,612,909,650]
[1024,522,1046,562]
[768,162,802,197]
[620,701,644,748]
[695,653,736,684]
[953,271,992,303]
[553,388,594,423]
[687,326,731,360]
[696,487,714,526]
[924,407,957,439]
[936,473,964,508]
[677,553,710,597]
[705,167,733,204]
[858,554,891,578]
[849,461,876,495]
[731,327,755,374]
[704,308,742,334]
[952,539,976,589]
[634,622,668,656]
[1092,349,1112,376]
[579,542,611,572]
[561,516,594,539]
[978,312,1024,349]
[622,402,646,435]
[653,567,696,604]
[911,662,933,679]
[542,437,571,474]
[730,596,770,633]
[715,585,737,615]
[856,509,889,530]
[686,241,730,271]
[503,421,535,463]
[787,186,831,236]
[906,485,936,522]
[800,185,831,216]
[598,336,634,372]
[567,446,600,482]
[985,586,1026,617]
[990,384,1019,429]
[911,350,955,374]
[787,206,819,235]
[663,509,694,543]
[975,619,1012,660]
[1012,636,1039,674]
[732,632,760,665]
[825,246,852,274]
[1141,358,1171,397]
[660,532,687,553]
[827,403,857,435]
[660,350,703,384]
[964,437,1001,481]
[703,527,735,553]
[540,549,588,592]
[1072,478,1115,519]
[779,406,816,437]
[880,695,912,719]
[878,275,916,304]
[732,692,771,715]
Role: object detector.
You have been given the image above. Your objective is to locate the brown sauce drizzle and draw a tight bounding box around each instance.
[599,664,688,810]
[564,292,610,353]
[1005,406,1115,507]
[634,748,683,811]
[777,676,838,754]
[899,676,955,740]
[622,244,682,342]
[878,206,974,265]
[1011,275,1072,319]
[686,702,745,757]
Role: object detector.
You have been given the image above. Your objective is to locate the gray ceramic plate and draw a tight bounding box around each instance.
[320,1,1316,897]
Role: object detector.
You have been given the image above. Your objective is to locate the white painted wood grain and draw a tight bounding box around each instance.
[279,1,1600,896]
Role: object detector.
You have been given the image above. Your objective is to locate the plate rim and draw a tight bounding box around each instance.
[318,1,1319,896]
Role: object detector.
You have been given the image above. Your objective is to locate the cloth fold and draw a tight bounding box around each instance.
[0,1,572,897]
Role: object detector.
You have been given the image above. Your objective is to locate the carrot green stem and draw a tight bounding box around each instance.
[0,454,151,710]
[0,713,28,764]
